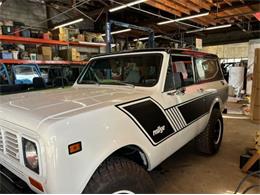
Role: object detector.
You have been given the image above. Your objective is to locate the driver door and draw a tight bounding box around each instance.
[158,54,207,138]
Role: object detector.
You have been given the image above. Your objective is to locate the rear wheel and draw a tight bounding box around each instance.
[195,108,223,155]
[83,157,155,194]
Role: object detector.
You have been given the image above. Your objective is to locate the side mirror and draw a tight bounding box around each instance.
[179,87,186,93]
[167,87,186,96]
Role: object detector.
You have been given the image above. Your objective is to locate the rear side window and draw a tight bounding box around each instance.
[195,58,222,82]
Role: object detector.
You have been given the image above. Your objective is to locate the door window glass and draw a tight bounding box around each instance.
[164,56,194,91]
[195,58,219,81]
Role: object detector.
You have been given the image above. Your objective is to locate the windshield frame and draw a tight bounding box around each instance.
[76,52,164,88]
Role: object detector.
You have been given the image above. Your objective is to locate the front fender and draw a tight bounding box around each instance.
[41,106,152,193]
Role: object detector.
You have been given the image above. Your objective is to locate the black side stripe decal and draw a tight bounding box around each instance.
[117,93,217,146]
[120,99,175,144]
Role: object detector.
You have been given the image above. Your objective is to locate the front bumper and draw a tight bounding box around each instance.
[0,164,34,193]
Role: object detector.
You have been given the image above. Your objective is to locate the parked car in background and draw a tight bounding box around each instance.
[12,64,46,85]
[0,64,47,94]
[0,49,228,193]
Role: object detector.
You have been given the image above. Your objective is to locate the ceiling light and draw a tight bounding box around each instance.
[0,2,2,6]
[205,24,232,30]
[109,0,147,12]
[133,35,162,41]
[101,28,131,36]
[186,28,204,34]
[186,24,232,33]
[53,18,84,30]
[157,12,209,25]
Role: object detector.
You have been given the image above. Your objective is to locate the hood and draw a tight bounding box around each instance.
[0,86,148,131]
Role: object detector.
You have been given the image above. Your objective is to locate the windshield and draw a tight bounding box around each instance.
[13,66,38,75]
[77,53,163,87]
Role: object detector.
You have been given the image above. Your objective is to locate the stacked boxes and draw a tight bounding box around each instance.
[59,48,81,61]
[38,46,52,60]
[52,27,69,41]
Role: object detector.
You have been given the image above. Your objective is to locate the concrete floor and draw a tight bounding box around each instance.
[0,103,260,193]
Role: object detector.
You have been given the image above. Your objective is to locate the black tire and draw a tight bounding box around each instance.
[195,108,223,155]
[83,157,155,194]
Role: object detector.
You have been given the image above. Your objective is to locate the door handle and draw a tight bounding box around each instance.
[198,88,204,93]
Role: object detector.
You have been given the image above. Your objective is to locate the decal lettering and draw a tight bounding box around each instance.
[153,125,165,136]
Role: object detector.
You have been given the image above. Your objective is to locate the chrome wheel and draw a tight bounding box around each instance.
[113,190,135,194]
[213,119,222,145]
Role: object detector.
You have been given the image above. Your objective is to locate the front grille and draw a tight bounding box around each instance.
[5,132,19,161]
[0,127,20,161]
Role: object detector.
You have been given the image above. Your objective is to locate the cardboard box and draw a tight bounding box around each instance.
[43,33,51,40]
[52,27,69,41]
[74,52,81,61]
[59,48,79,61]
[77,34,85,42]
[59,33,69,41]
[38,46,52,60]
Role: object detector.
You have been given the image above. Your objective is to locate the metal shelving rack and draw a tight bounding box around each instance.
[0,35,106,65]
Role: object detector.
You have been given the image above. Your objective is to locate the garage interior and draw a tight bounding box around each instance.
[0,0,260,194]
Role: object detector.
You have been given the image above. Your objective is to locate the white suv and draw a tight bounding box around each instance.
[0,49,228,193]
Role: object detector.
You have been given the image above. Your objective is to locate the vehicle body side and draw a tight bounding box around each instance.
[0,50,228,193]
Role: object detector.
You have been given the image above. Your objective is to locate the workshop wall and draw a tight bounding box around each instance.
[0,0,47,29]
[202,42,249,59]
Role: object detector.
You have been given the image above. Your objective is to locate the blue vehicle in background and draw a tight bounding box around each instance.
[12,64,48,85]
[0,63,47,94]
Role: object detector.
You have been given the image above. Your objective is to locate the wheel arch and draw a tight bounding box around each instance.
[210,96,224,114]
[108,144,150,169]
[80,144,151,193]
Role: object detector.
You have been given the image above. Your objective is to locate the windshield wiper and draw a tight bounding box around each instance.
[80,80,100,85]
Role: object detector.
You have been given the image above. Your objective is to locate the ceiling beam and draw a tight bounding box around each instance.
[152,0,191,15]
[205,0,221,8]
[191,18,209,26]
[173,0,200,13]
[145,0,182,17]
[189,0,212,11]
[223,0,232,6]
[211,1,259,13]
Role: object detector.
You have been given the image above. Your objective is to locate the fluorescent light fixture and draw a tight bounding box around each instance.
[205,24,232,30]
[157,12,209,25]
[133,35,162,41]
[186,24,232,33]
[186,28,204,34]
[109,0,147,12]
[101,28,131,36]
[53,18,84,30]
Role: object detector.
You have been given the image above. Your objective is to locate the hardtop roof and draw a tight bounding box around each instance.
[94,48,218,59]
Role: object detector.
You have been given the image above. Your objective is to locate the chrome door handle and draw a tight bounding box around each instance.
[198,88,204,93]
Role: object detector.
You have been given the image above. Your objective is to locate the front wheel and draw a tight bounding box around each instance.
[83,157,155,194]
[195,108,224,155]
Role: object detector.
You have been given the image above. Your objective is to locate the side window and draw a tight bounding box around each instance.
[164,55,194,91]
[195,58,219,82]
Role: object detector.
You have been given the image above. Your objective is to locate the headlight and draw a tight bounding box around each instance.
[22,138,39,174]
